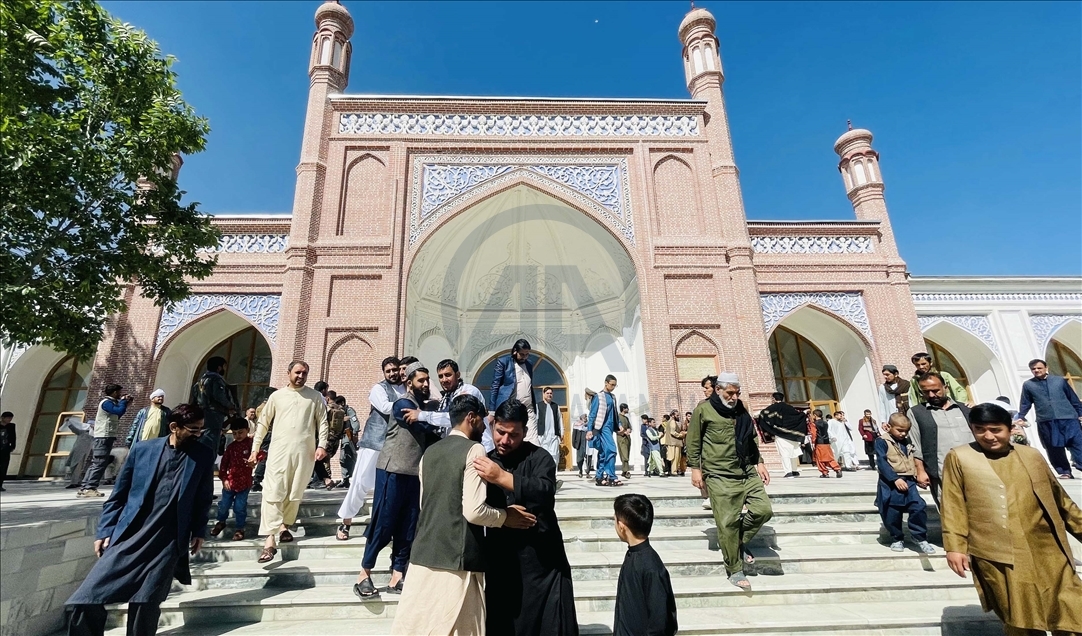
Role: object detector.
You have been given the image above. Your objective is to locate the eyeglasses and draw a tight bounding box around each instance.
[182,426,205,436]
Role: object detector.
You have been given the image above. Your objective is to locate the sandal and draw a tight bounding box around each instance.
[336,524,350,541]
[740,545,755,565]
[728,571,752,590]
[232,530,245,541]
[598,478,611,487]
[610,479,624,487]
[279,529,294,543]
[257,546,277,563]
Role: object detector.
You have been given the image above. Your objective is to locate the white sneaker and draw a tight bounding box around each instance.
[702,500,712,510]
[917,541,936,554]
[890,541,905,552]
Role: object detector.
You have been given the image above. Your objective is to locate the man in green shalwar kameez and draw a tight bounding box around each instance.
[687,372,773,591]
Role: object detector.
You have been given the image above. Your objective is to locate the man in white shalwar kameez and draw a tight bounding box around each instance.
[828,411,859,471]
[248,361,329,563]
[391,395,535,636]
[537,387,563,468]
[336,357,405,540]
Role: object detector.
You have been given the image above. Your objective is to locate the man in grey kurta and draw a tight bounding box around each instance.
[906,372,972,508]
[66,404,214,636]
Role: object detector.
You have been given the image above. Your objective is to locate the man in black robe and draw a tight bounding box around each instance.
[756,392,809,478]
[66,404,215,636]
[475,398,579,636]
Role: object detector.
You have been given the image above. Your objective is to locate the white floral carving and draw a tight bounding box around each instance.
[203,234,289,254]
[155,294,281,354]
[339,113,700,137]
[410,155,634,246]
[1030,314,1082,355]
[917,315,999,354]
[751,235,874,254]
[912,292,1082,302]
[760,292,872,340]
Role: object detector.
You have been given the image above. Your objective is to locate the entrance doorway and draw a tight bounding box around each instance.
[473,351,571,469]
[193,326,275,411]
[20,355,91,477]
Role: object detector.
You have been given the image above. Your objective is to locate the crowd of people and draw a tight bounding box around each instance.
[41,340,1082,636]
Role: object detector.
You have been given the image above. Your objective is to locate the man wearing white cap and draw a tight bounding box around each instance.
[125,389,171,447]
[687,372,773,592]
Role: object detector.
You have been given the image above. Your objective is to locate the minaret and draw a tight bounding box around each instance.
[679,8,737,171]
[279,1,354,362]
[833,127,900,258]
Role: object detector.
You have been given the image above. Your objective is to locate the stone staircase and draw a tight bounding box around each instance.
[98,471,1007,636]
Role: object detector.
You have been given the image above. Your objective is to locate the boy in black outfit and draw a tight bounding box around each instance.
[613,493,677,636]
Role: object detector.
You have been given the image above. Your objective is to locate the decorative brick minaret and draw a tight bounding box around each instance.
[278,1,355,363]
[677,7,775,408]
[834,127,900,258]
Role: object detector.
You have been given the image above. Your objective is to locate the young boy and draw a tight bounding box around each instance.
[212,418,255,541]
[613,494,677,636]
[942,403,1082,636]
[874,414,935,554]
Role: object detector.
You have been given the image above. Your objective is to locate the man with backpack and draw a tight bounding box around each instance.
[190,356,237,457]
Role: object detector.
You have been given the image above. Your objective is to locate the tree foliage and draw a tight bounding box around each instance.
[0,0,218,359]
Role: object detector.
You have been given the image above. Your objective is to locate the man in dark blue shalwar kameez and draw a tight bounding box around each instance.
[66,404,215,636]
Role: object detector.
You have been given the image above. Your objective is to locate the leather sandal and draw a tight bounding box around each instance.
[232,530,245,541]
[336,524,350,541]
[279,529,294,543]
[257,546,277,563]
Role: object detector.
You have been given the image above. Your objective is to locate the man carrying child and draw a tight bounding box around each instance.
[874,414,936,554]
[212,418,255,541]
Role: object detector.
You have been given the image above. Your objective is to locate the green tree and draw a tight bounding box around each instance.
[0,0,218,360]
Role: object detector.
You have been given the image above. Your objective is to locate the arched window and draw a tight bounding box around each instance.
[21,355,92,477]
[769,326,838,407]
[1046,340,1082,392]
[924,339,970,394]
[193,327,274,411]
[473,350,570,468]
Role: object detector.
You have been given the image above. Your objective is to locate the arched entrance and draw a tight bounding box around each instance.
[404,184,646,424]
[1047,339,1081,392]
[20,355,92,477]
[193,326,275,410]
[474,350,571,468]
[769,325,839,414]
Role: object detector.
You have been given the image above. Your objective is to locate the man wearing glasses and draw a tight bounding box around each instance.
[66,404,215,636]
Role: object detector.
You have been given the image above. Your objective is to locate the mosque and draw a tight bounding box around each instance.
[3,1,1079,477]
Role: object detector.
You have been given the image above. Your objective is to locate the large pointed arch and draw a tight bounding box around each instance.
[919,319,1010,404]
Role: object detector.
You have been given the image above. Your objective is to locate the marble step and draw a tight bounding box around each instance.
[193,521,942,563]
[109,570,979,628]
[99,597,1003,635]
[181,544,949,592]
[556,502,887,530]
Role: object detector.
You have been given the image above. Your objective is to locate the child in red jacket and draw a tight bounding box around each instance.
[211,418,257,540]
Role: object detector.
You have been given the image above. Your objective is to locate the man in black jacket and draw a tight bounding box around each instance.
[190,356,236,456]
[757,392,806,478]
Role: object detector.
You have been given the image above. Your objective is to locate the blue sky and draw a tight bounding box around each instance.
[101,1,1081,277]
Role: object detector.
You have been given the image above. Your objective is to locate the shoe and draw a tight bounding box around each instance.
[702,500,712,510]
[819,474,830,479]
[251,483,263,492]
[76,488,103,498]
[783,472,797,479]
[890,541,905,552]
[385,580,404,594]
[210,521,227,537]
[792,471,800,477]
[836,471,843,478]
[337,479,350,488]
[577,472,583,479]
[917,541,936,555]
[354,578,378,599]
[232,530,246,541]
[212,495,219,501]
[555,480,564,491]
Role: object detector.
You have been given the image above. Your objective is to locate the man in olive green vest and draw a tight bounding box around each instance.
[390,395,535,635]
[688,372,773,591]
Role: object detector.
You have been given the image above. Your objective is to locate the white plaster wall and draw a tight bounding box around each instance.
[416,333,455,372]
[0,345,71,475]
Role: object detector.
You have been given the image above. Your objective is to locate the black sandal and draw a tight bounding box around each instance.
[336,524,350,541]
[279,529,294,543]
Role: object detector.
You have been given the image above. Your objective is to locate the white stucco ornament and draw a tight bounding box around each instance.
[750,235,873,254]
[203,234,289,254]
[155,294,281,354]
[339,113,700,137]
[760,292,872,340]
[917,315,1000,354]
[1030,314,1082,354]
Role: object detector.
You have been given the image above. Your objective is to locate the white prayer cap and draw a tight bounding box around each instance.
[717,372,740,387]
[149,388,166,400]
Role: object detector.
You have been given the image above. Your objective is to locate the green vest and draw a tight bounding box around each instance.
[410,434,485,572]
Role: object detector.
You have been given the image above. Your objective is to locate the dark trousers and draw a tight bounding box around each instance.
[1037,419,1082,475]
[69,603,160,636]
[216,488,249,527]
[339,439,356,480]
[864,440,877,471]
[880,497,928,542]
[0,450,9,488]
[81,437,116,490]
[361,469,419,573]
[575,446,593,475]
[198,411,226,457]
[252,434,271,485]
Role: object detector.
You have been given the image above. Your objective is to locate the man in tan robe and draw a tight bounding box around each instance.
[248,360,329,563]
[942,403,1082,636]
